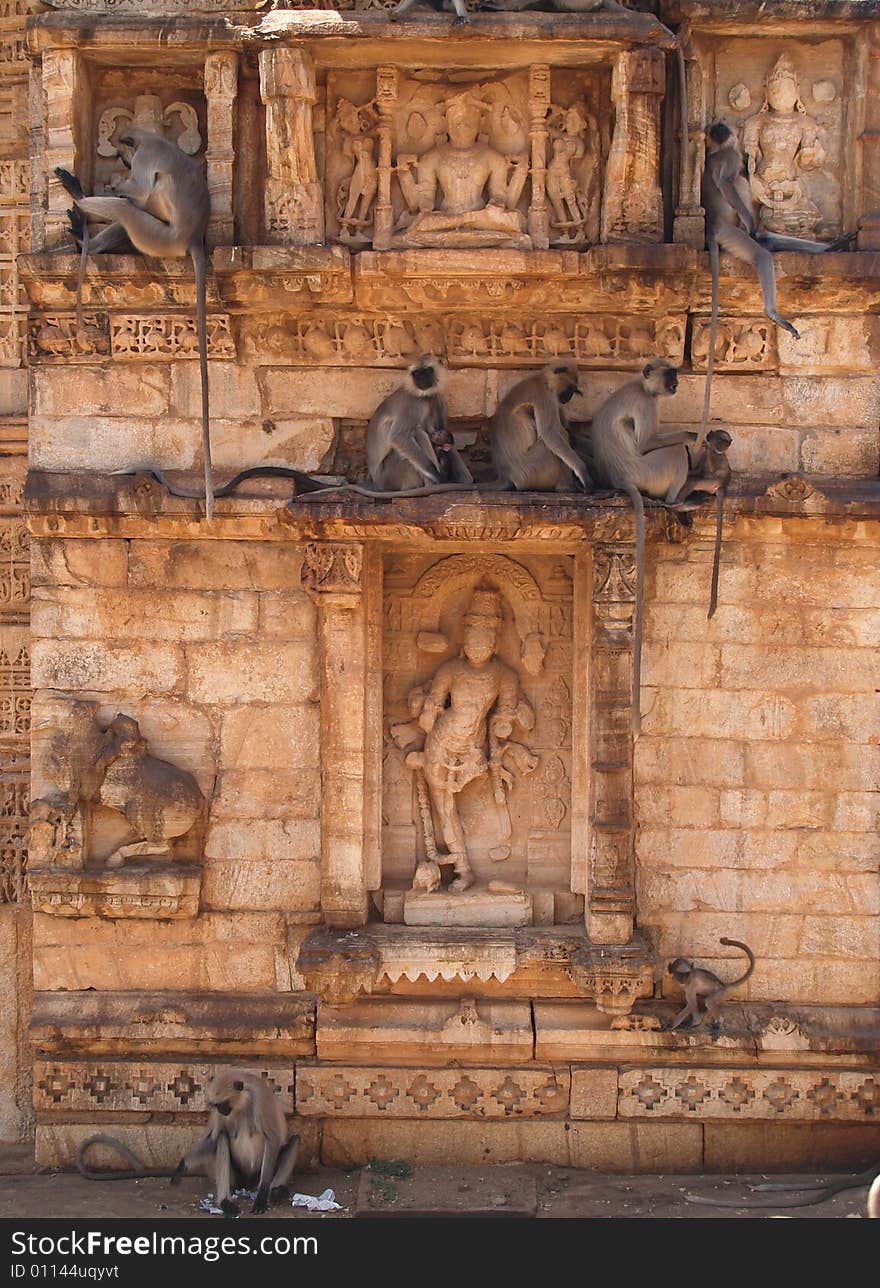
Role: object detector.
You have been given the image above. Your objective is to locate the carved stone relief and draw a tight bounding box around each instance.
[326,65,607,251]
[92,91,206,196]
[382,553,574,924]
[31,701,206,872]
[242,312,685,368]
[716,43,844,238]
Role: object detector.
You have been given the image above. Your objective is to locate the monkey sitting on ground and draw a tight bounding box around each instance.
[55,127,215,519]
[171,1070,300,1216]
[366,355,473,492]
[490,360,592,492]
[665,938,755,1032]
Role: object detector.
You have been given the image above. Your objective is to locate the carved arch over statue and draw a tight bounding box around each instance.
[409,553,550,676]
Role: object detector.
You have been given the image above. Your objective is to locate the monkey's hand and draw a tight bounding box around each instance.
[452,13,471,22]
[169,1161,185,1187]
[220,1199,240,1218]
[54,167,84,200]
[251,1189,270,1215]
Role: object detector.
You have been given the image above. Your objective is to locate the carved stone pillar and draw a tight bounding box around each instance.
[601,48,664,244]
[204,52,238,248]
[302,542,380,929]
[259,47,323,245]
[858,26,880,249]
[372,66,399,252]
[673,44,707,248]
[42,49,91,249]
[527,64,551,251]
[588,545,637,945]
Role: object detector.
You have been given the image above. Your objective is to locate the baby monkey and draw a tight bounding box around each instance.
[666,938,755,1032]
[172,1070,299,1216]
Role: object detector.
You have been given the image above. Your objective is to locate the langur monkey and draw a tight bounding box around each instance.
[171,1070,300,1216]
[391,0,472,24]
[665,938,755,1031]
[490,360,592,493]
[366,355,473,492]
[698,121,852,448]
[590,359,718,734]
[55,127,215,520]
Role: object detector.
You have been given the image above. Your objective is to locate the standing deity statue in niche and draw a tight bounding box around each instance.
[395,587,537,893]
[394,92,530,248]
[741,54,827,239]
[546,103,599,245]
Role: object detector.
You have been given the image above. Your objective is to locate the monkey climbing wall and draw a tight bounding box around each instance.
[14,0,880,1173]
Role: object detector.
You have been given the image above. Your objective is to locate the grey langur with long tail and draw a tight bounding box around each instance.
[171,1069,300,1217]
[490,360,592,493]
[55,127,215,519]
[590,359,722,734]
[697,121,853,450]
[665,937,755,1032]
[366,355,473,492]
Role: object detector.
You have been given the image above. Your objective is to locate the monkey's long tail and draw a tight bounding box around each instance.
[718,936,754,987]
[77,1134,175,1181]
[708,489,724,619]
[192,240,214,524]
[623,484,645,738]
[129,466,484,503]
[676,43,689,229]
[686,1165,879,1209]
[696,238,720,452]
[75,217,89,338]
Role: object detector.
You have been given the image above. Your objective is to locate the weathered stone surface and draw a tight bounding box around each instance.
[619,1068,880,1122]
[220,704,320,770]
[31,587,259,642]
[31,639,184,695]
[404,892,533,929]
[30,990,316,1057]
[186,640,317,704]
[33,366,170,419]
[128,541,305,591]
[31,539,128,589]
[214,769,320,819]
[570,1068,619,1120]
[316,999,534,1065]
[202,860,320,912]
[33,913,283,992]
[263,367,487,420]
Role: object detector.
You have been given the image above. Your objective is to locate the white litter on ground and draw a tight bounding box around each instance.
[291,1188,344,1212]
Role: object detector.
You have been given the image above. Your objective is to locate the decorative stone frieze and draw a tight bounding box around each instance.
[296,1063,569,1118]
[618,1068,880,1121]
[34,1062,294,1113]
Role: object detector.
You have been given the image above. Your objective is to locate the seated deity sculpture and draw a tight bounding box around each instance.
[394,92,531,248]
[742,53,828,239]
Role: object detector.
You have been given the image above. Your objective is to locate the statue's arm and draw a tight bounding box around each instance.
[420,663,453,732]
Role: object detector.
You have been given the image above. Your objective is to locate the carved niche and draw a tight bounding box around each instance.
[325,65,607,251]
[91,86,206,195]
[381,553,583,928]
[716,43,844,239]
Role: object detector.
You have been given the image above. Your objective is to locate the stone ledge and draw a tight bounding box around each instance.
[22,470,880,540]
[30,990,317,1058]
[28,863,201,920]
[315,998,533,1065]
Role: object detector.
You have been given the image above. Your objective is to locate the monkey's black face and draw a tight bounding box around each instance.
[558,382,580,405]
[667,958,692,980]
[664,369,678,395]
[707,428,732,451]
[708,121,733,147]
[214,1100,233,1117]
[411,365,438,392]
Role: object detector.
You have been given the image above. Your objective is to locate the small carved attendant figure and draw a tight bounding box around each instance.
[405,587,536,892]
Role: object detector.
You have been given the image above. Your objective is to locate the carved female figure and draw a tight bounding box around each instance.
[742,54,826,238]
